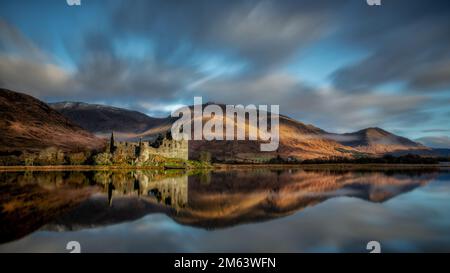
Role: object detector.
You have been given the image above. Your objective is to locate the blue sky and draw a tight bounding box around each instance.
[1,0,450,147]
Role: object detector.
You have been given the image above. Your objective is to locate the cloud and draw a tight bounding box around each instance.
[416,136,450,149]
[411,62,450,91]
[194,71,432,132]
[73,38,197,102]
[421,129,450,133]
[0,22,201,104]
[0,55,71,97]
[0,20,71,97]
[0,0,449,138]
[0,19,48,63]
[331,1,450,92]
[112,0,339,70]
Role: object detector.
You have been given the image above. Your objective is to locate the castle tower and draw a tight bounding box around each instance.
[136,137,143,157]
[110,132,116,154]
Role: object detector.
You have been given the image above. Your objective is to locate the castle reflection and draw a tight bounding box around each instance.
[102,170,189,210]
[0,168,440,244]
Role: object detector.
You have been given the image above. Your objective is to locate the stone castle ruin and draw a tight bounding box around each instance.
[107,131,189,163]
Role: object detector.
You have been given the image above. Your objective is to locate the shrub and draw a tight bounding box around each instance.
[94,152,112,165]
[67,152,88,165]
[22,152,37,166]
[0,155,22,166]
[111,150,128,165]
[300,154,439,165]
[199,151,212,163]
[37,147,65,165]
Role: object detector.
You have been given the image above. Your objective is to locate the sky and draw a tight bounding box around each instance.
[0,0,449,147]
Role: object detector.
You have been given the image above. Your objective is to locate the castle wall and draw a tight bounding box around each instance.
[156,139,188,161]
[145,175,188,210]
[108,138,188,162]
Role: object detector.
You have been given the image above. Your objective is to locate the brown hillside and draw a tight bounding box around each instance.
[0,88,105,153]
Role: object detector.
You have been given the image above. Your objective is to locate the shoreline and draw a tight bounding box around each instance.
[0,163,449,172]
[213,163,450,171]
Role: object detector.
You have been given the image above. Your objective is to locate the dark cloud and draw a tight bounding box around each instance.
[331,0,450,92]
[195,72,433,132]
[0,21,200,103]
[1,0,449,136]
[1,0,343,104]
[72,32,197,102]
[411,62,450,91]
[112,0,343,70]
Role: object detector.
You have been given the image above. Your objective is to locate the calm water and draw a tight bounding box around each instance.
[1,168,450,253]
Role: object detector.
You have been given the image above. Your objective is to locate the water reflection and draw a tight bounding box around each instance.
[0,168,448,251]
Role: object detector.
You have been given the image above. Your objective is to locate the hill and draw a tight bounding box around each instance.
[50,102,170,140]
[326,127,428,155]
[0,89,104,153]
[50,101,433,161]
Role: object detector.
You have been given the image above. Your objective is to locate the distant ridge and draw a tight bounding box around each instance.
[50,101,171,136]
[327,127,427,154]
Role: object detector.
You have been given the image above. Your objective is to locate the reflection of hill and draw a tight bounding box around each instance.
[0,169,437,244]
[174,170,434,228]
[48,170,435,231]
[0,170,189,243]
[0,171,98,243]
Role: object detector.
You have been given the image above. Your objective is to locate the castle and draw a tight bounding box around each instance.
[106,131,189,162]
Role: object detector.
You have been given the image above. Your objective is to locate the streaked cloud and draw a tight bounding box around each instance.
[0,0,449,139]
[416,136,450,149]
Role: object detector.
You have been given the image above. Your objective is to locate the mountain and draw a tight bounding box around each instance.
[326,127,428,154]
[0,89,104,153]
[415,136,450,149]
[50,101,432,161]
[128,108,429,161]
[51,102,355,160]
[50,102,171,140]
[186,111,358,161]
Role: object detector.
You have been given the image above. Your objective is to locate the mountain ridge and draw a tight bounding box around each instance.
[49,101,170,137]
[50,100,431,160]
[0,89,435,160]
[325,127,427,155]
